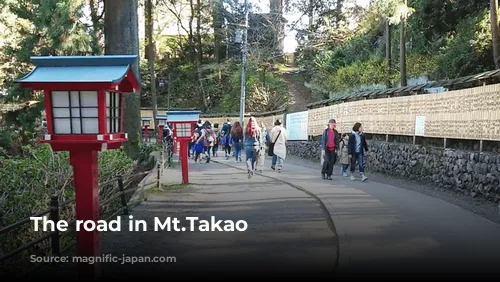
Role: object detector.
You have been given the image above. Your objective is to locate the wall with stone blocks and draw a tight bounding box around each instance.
[287,140,500,202]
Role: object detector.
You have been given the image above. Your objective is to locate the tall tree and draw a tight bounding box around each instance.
[385,20,392,88]
[146,0,158,134]
[211,0,224,64]
[491,0,500,69]
[211,0,224,81]
[104,0,141,158]
[88,0,104,55]
[400,0,407,87]
[270,0,284,54]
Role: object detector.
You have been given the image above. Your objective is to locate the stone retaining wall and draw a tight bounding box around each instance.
[287,140,500,202]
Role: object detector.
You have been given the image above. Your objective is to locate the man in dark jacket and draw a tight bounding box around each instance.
[222,119,231,134]
[321,119,341,180]
[348,122,369,182]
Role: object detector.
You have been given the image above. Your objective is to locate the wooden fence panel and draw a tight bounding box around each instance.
[306,84,500,141]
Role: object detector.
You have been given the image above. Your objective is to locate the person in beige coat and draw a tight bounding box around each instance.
[269,119,287,172]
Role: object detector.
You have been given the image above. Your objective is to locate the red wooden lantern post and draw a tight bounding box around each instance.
[16,55,140,280]
[166,111,200,184]
[157,115,167,140]
[141,117,151,142]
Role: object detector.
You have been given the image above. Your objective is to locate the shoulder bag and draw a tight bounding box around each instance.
[268,130,281,157]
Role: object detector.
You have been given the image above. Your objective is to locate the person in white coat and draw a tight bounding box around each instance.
[269,119,287,172]
[255,121,268,173]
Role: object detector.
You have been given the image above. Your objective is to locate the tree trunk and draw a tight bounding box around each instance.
[104,0,141,159]
[491,0,500,69]
[335,0,344,27]
[399,4,407,88]
[307,0,314,61]
[89,0,102,55]
[212,0,223,81]
[386,20,392,88]
[193,0,208,109]
[196,0,203,64]
[146,0,158,135]
[270,0,284,54]
[188,0,195,60]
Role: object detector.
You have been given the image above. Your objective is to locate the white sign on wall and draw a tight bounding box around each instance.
[415,116,425,136]
[286,111,309,140]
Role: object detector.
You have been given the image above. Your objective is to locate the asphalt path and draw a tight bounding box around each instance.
[98,161,339,279]
[216,154,500,278]
[29,153,500,279]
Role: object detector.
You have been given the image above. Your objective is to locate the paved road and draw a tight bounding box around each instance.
[31,154,500,279]
[216,155,500,277]
[98,161,339,279]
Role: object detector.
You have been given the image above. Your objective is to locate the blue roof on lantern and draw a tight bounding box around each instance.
[156,115,167,119]
[166,110,200,122]
[15,55,140,84]
[141,117,152,121]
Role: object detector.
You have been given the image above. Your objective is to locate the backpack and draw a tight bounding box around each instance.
[205,129,215,145]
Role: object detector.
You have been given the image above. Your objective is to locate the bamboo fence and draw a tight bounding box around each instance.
[140,83,500,141]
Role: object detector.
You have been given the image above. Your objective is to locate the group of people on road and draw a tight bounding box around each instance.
[186,116,367,182]
[320,119,369,182]
[188,117,288,179]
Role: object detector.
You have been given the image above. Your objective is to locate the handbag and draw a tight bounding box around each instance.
[268,130,281,157]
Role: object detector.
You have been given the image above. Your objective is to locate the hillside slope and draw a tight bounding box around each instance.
[282,67,314,113]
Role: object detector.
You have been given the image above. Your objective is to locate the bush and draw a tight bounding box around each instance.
[137,142,158,170]
[0,144,137,273]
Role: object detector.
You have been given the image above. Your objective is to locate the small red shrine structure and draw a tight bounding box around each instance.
[16,55,140,280]
[166,110,200,184]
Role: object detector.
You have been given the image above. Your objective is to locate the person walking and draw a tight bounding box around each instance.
[339,133,350,177]
[348,122,369,181]
[255,121,268,173]
[319,124,328,166]
[244,117,261,178]
[213,123,220,157]
[321,119,340,180]
[193,131,204,163]
[270,119,287,173]
[199,121,216,163]
[222,119,232,134]
[230,121,243,162]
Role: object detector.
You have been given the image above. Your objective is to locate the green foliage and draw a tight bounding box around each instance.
[137,142,158,170]
[328,58,392,92]
[297,0,496,98]
[220,60,290,112]
[433,9,494,79]
[0,144,136,272]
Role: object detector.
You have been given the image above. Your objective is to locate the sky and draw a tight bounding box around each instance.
[252,0,371,53]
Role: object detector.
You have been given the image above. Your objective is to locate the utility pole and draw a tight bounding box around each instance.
[239,0,249,126]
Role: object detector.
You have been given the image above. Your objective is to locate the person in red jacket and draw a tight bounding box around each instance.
[321,119,340,180]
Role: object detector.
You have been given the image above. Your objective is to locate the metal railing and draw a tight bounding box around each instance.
[0,171,152,275]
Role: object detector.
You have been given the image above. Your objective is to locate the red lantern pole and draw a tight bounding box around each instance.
[159,124,164,140]
[70,149,100,280]
[144,125,149,142]
[180,140,189,184]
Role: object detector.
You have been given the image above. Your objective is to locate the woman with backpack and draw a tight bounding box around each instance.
[230,121,243,162]
[220,130,232,159]
[244,117,261,178]
[199,121,216,163]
